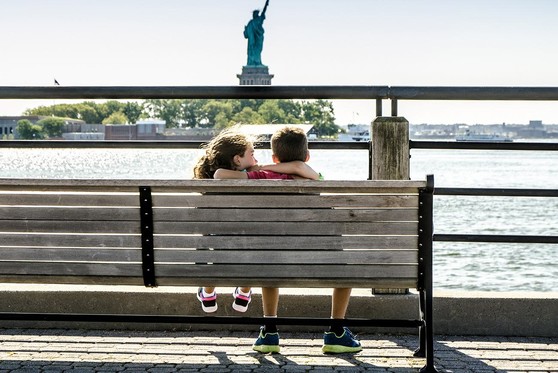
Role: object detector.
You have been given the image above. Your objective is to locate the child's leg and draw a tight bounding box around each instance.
[253,287,281,353]
[329,288,352,335]
[203,286,215,294]
[262,287,279,316]
[262,287,279,333]
[331,287,351,319]
[322,287,361,354]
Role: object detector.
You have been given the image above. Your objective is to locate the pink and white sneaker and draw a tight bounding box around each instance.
[197,287,218,313]
[232,287,252,312]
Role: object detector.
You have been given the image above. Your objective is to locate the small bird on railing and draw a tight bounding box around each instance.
[54,79,60,86]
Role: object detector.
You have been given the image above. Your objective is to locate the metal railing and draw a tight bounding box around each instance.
[433,187,558,245]
[2,85,558,116]
[1,85,557,247]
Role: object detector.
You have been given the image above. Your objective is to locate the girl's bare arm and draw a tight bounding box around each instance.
[213,169,249,179]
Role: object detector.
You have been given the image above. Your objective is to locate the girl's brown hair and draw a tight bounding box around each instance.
[193,130,254,179]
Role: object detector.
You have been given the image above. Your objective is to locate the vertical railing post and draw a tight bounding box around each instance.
[417,175,439,373]
[370,116,410,294]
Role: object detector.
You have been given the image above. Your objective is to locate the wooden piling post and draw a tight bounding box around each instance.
[371,116,410,180]
[371,116,410,294]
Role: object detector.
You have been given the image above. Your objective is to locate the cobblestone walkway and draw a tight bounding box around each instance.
[0,329,556,372]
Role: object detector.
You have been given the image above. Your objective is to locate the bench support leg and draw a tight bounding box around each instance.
[418,289,439,372]
[417,175,439,372]
[414,290,426,358]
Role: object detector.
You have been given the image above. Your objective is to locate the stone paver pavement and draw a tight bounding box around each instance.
[0,329,556,372]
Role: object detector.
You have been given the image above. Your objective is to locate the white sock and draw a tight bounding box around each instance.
[237,288,251,296]
[202,289,215,297]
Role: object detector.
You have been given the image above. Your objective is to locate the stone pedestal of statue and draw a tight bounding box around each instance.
[237,65,274,85]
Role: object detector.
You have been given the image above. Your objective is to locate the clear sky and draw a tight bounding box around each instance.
[1,0,557,125]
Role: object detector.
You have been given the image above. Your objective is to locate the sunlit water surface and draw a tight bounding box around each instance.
[1,145,556,292]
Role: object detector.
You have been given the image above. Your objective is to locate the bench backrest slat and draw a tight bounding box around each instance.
[0,233,139,248]
[155,264,418,288]
[0,193,138,206]
[2,221,140,234]
[155,221,418,236]
[155,249,418,264]
[0,206,139,221]
[156,235,418,250]
[154,194,419,208]
[0,247,141,262]
[0,261,142,277]
[154,207,417,222]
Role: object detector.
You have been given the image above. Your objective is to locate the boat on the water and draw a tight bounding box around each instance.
[351,132,370,141]
[456,131,513,142]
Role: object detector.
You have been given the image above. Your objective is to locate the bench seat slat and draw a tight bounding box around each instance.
[155,222,418,235]
[155,235,418,250]
[153,194,419,208]
[153,208,418,222]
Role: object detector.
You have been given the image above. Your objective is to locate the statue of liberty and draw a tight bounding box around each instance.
[243,0,269,66]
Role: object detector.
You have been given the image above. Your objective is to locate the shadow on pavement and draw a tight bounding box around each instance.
[0,329,556,372]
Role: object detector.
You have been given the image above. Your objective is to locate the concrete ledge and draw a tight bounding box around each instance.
[1,284,557,337]
[433,290,558,337]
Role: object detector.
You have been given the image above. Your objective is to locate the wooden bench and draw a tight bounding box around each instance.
[0,176,437,373]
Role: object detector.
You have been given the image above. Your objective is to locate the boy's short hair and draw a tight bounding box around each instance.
[271,126,308,162]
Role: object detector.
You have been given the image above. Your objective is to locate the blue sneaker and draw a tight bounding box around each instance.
[252,326,280,353]
[322,327,362,354]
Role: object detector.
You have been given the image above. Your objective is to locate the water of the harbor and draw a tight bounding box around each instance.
[0,143,557,292]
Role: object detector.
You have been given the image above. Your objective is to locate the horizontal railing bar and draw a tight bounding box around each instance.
[410,140,558,151]
[2,85,558,101]
[2,140,556,152]
[0,140,369,150]
[308,141,370,150]
[434,234,558,244]
[435,188,558,197]
[0,140,204,149]
[0,86,389,100]
[390,86,558,100]
[0,313,423,327]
